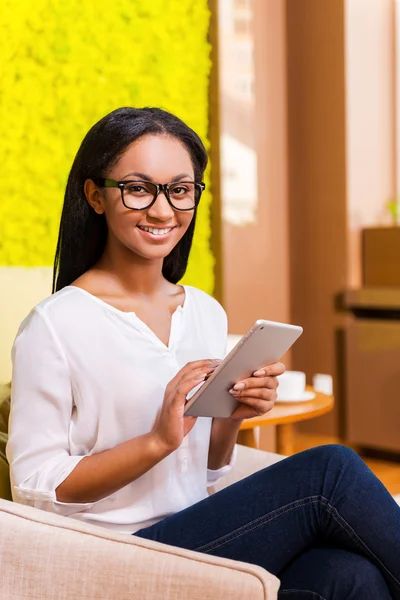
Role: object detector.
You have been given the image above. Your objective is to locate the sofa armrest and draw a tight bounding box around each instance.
[0,499,280,600]
[210,444,286,494]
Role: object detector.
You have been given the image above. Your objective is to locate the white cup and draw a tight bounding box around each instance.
[312,374,333,395]
[277,371,306,400]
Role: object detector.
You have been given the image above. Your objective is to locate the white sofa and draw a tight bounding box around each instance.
[0,444,284,599]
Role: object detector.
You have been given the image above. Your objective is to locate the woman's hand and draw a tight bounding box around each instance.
[151,359,221,454]
[228,361,285,421]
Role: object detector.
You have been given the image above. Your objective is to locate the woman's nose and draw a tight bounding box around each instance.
[146,190,175,221]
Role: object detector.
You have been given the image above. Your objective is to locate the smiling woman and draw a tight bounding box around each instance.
[84,137,202,257]
[53,108,208,292]
[6,106,400,600]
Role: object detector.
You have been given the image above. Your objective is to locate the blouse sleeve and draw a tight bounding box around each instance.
[206,444,237,486]
[7,306,95,516]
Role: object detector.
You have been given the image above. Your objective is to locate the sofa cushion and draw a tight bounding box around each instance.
[0,453,11,500]
[0,382,10,435]
[0,383,10,462]
[0,383,11,500]
[0,498,280,600]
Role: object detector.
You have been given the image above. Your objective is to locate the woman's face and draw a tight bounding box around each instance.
[85,134,196,262]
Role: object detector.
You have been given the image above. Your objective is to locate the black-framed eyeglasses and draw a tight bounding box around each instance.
[93,178,205,211]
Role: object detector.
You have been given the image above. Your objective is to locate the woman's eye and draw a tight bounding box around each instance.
[170,186,188,196]
[125,184,148,194]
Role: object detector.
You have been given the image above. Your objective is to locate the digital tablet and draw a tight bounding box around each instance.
[184,320,303,418]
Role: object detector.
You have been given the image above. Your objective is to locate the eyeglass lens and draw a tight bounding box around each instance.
[122,181,197,210]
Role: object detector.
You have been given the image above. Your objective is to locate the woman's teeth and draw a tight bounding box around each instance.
[139,226,173,236]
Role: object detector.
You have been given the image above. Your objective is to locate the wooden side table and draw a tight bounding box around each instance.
[238,387,334,455]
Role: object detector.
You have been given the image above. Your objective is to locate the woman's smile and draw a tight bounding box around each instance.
[136,224,178,241]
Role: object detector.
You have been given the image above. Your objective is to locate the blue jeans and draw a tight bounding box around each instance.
[135,445,400,599]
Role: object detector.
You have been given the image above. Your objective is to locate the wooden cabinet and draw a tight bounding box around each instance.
[344,288,400,453]
[363,227,400,287]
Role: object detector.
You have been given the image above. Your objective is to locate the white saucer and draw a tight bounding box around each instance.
[276,391,316,403]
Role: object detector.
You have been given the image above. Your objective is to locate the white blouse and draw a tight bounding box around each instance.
[7,285,235,534]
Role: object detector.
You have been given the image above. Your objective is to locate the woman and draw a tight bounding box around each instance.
[7,107,400,599]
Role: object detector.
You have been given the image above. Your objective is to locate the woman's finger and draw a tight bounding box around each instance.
[173,371,216,408]
[175,375,207,399]
[253,362,285,378]
[234,390,277,407]
[186,358,222,371]
[168,359,221,387]
[177,365,218,388]
[231,376,279,392]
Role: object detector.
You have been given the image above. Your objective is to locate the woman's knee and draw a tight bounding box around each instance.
[305,444,363,472]
[279,547,392,600]
[293,444,370,496]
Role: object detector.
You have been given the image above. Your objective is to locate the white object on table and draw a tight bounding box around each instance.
[312,373,333,395]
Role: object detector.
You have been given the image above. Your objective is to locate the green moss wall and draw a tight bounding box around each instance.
[0,0,214,293]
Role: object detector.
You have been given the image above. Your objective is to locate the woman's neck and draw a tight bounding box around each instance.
[95,242,168,297]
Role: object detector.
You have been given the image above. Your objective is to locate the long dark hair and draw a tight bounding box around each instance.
[52,107,208,293]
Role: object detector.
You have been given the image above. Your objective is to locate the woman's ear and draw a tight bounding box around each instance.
[84,179,105,215]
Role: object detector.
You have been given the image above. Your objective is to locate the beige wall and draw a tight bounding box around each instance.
[220,0,289,452]
[345,0,396,286]
[222,0,290,335]
[286,0,397,436]
[0,268,53,381]
[286,0,348,436]
[221,0,398,438]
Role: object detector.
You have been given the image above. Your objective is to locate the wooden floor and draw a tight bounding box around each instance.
[294,433,400,496]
